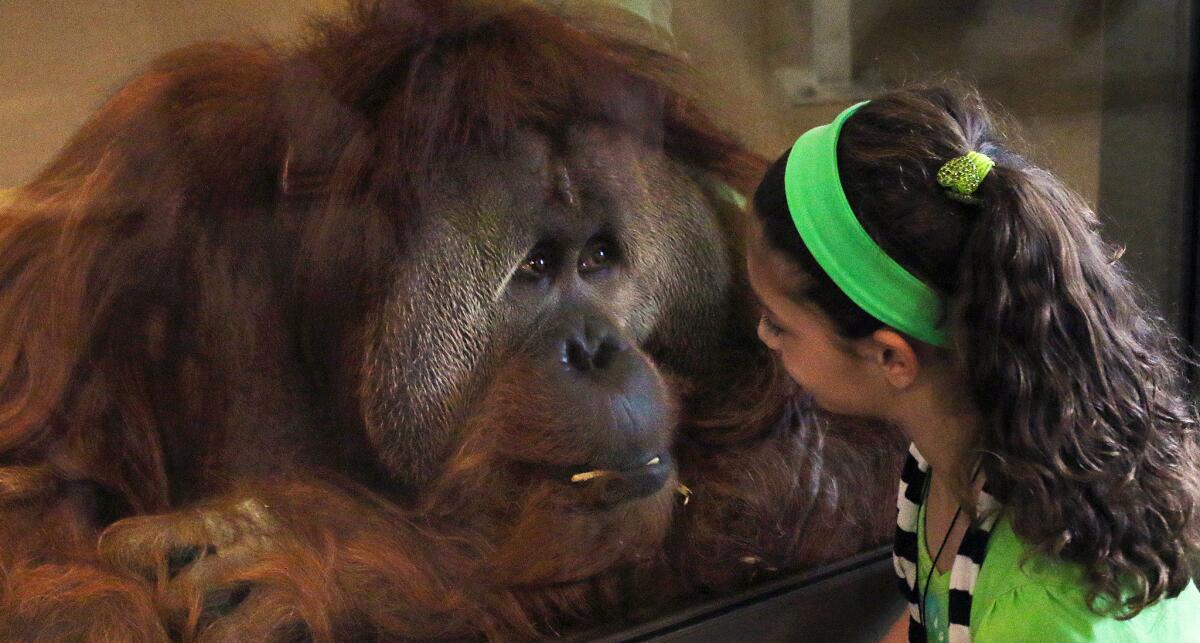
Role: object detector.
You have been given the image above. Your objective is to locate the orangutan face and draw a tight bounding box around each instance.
[361,124,734,508]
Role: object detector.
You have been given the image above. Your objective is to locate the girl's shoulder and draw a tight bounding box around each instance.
[972,515,1200,641]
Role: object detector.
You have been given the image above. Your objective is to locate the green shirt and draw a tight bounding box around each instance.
[917,503,1200,641]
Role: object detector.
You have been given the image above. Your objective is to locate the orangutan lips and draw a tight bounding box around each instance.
[569,455,661,483]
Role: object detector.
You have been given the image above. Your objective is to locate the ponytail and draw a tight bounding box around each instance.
[955,160,1200,616]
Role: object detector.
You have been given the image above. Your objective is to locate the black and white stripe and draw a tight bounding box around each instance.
[892,444,1001,643]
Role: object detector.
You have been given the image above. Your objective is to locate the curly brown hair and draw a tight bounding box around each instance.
[752,84,1200,617]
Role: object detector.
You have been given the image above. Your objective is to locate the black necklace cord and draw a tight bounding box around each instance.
[920,502,963,630]
[918,462,983,633]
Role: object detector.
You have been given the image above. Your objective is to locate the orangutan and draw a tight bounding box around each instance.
[0,1,902,640]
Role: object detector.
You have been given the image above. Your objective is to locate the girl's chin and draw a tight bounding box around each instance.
[806,393,877,422]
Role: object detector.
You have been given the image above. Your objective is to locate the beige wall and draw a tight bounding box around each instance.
[0,0,340,187]
[0,0,1102,205]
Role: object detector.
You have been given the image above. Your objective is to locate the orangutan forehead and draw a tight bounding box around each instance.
[428,124,666,234]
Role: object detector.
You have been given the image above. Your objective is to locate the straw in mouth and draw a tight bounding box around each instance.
[569,455,661,483]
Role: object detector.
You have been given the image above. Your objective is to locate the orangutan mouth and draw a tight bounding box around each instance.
[561,453,672,506]
[569,455,661,483]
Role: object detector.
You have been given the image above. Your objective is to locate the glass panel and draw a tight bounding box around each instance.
[0,1,1193,640]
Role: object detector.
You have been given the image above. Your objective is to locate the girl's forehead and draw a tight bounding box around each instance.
[747,233,809,301]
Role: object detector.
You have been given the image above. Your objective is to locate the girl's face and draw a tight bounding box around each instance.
[745,223,883,417]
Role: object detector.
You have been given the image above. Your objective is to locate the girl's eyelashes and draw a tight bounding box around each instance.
[760,313,785,337]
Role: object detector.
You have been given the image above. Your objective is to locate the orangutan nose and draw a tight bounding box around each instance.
[561,322,624,372]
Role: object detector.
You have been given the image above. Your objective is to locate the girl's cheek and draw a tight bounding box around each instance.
[780,357,814,392]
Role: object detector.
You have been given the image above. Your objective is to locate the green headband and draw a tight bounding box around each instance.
[783,101,951,347]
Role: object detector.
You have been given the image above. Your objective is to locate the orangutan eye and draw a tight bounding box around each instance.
[516,244,558,281]
[579,239,618,275]
[526,255,549,273]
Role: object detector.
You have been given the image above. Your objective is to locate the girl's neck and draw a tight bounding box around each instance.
[887,373,980,494]
[888,377,983,573]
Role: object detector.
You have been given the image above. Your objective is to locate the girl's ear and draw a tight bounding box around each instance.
[859,328,921,389]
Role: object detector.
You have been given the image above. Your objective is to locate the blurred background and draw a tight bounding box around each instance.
[0,0,1194,362]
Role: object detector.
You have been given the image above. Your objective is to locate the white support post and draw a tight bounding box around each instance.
[771,0,866,104]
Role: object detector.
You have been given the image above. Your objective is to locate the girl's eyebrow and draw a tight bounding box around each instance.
[748,284,791,319]
[786,285,812,307]
[747,288,772,314]
[753,295,784,323]
[746,288,763,307]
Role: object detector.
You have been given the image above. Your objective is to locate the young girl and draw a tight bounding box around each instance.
[746,85,1200,641]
